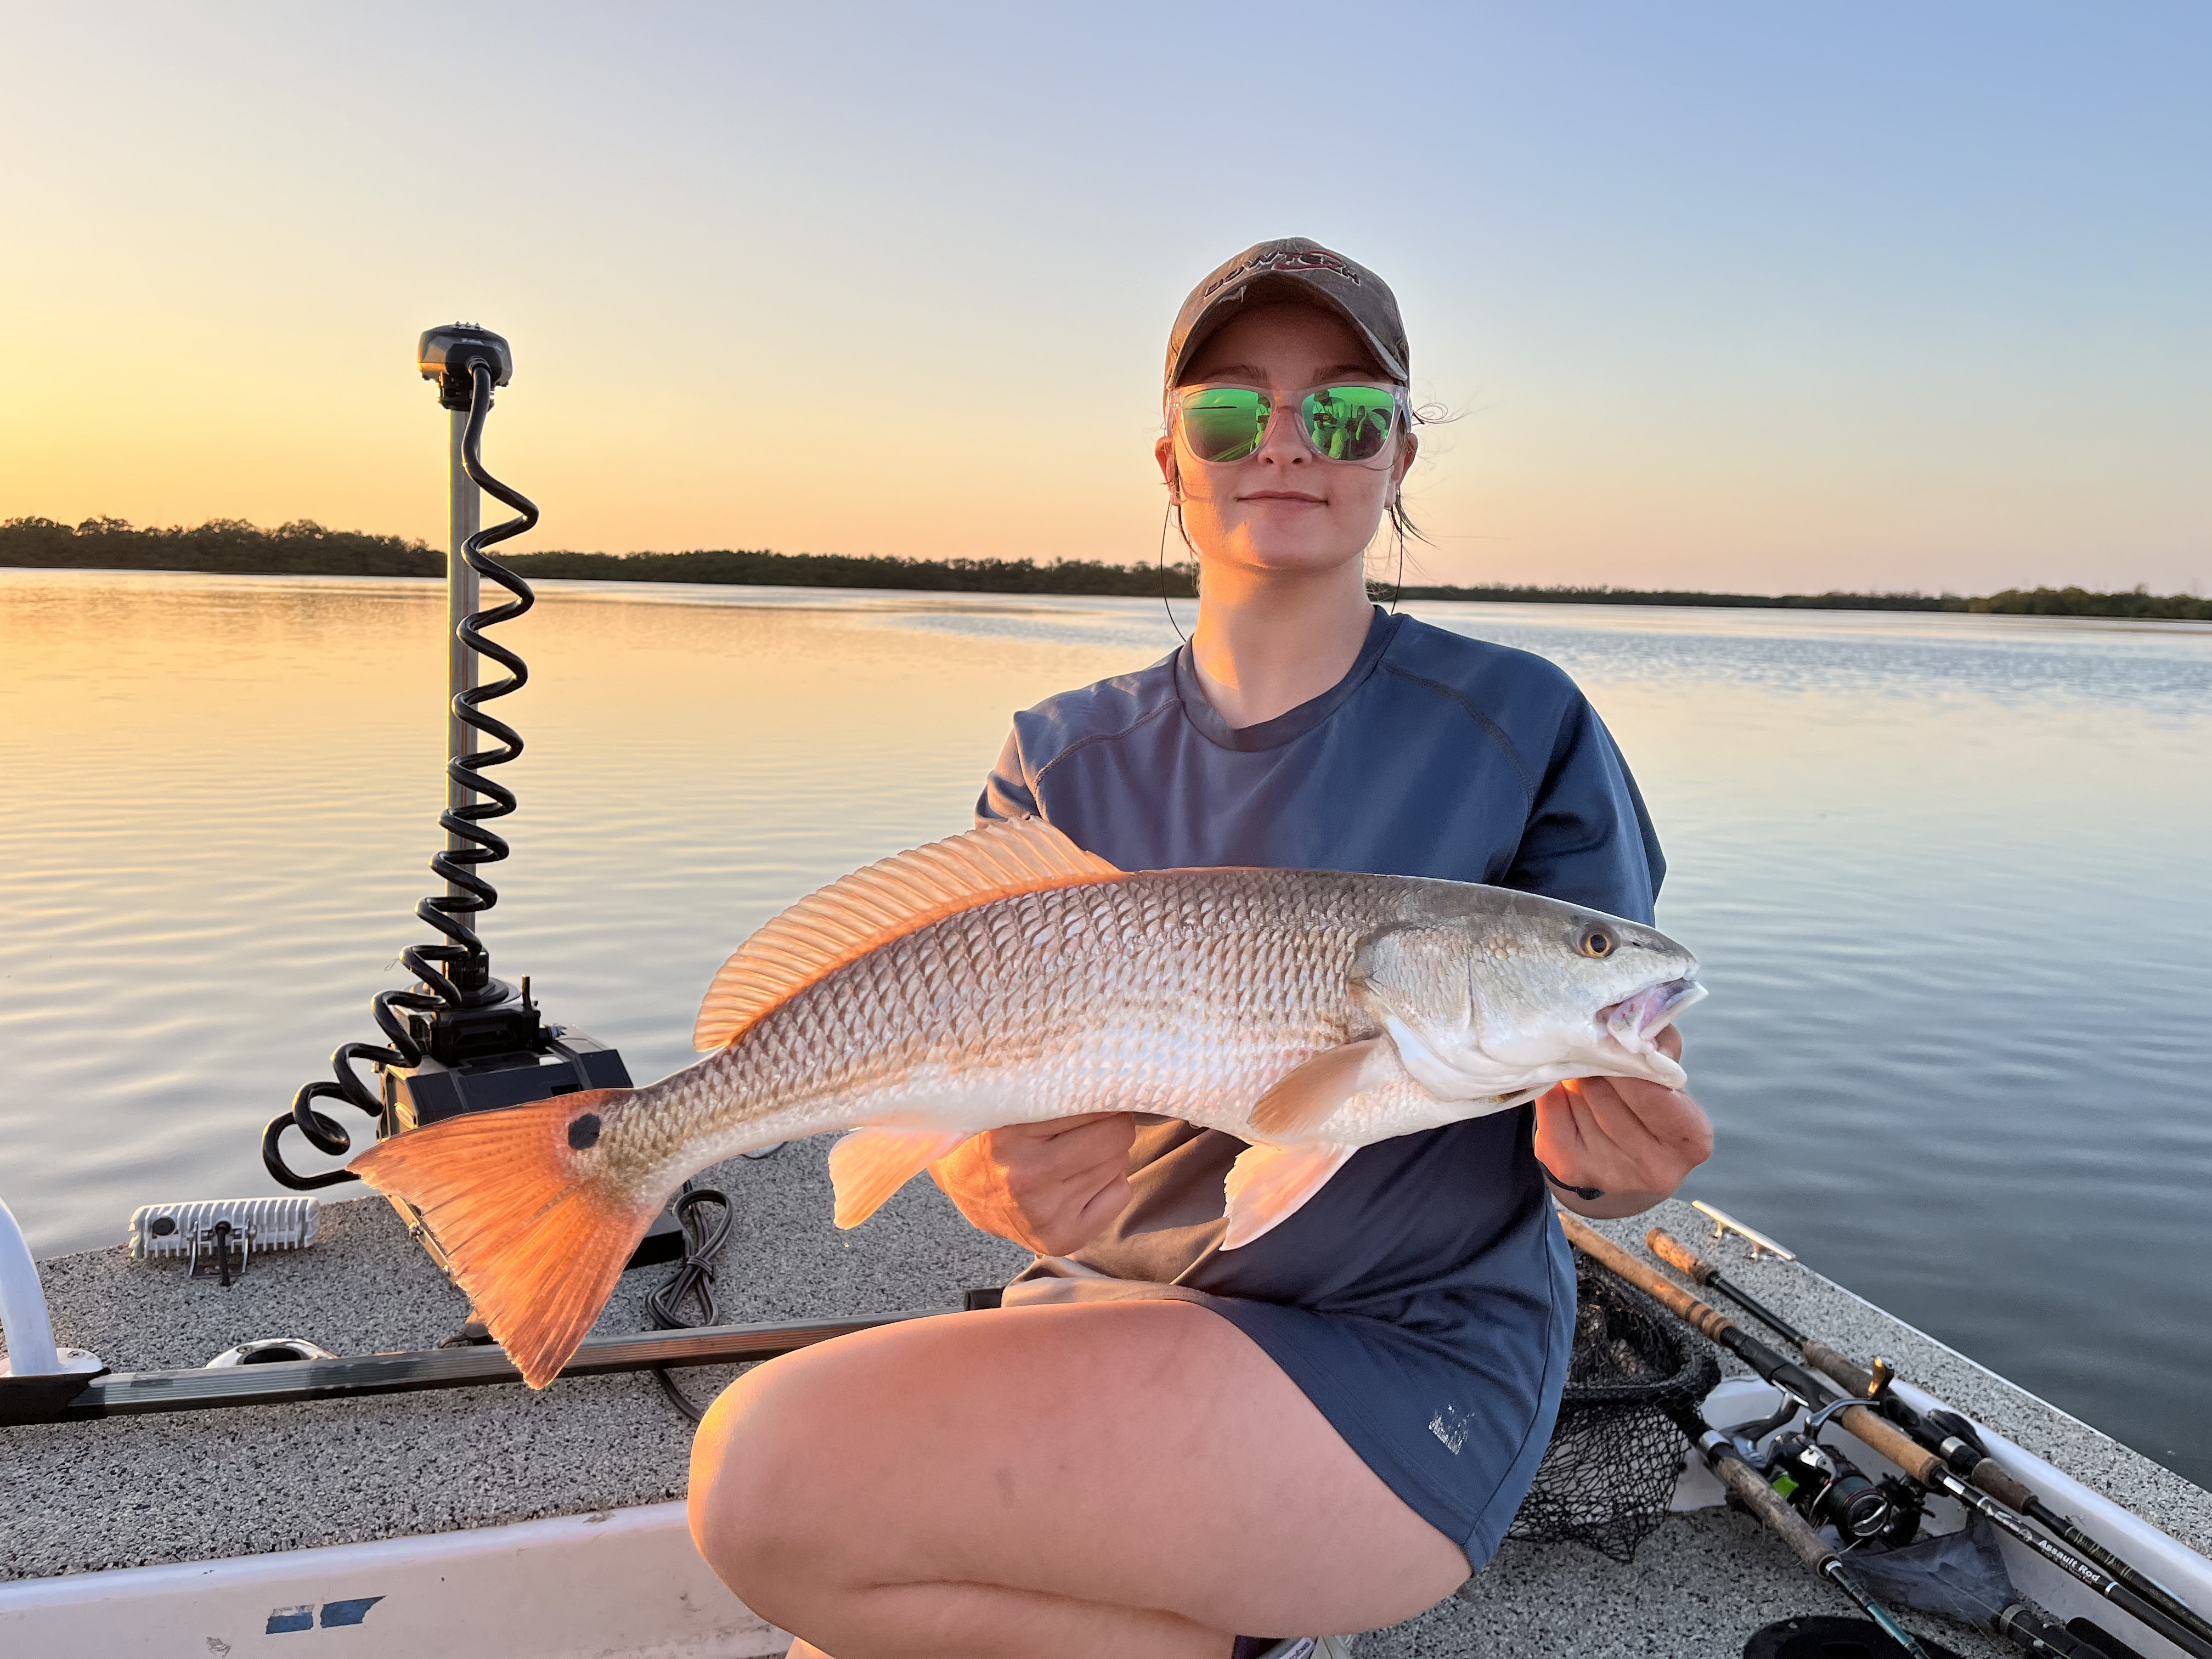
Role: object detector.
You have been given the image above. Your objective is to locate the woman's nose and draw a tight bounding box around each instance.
[1250,402,1308,466]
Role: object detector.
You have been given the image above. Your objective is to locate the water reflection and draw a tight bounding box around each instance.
[1,570,2207,1482]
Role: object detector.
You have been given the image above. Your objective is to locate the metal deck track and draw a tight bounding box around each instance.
[0,1308,945,1424]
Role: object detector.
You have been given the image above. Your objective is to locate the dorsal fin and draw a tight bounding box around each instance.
[692,817,1124,1051]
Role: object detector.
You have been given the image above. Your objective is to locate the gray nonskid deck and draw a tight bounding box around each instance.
[2,1143,1028,1581]
[4,1158,2204,1658]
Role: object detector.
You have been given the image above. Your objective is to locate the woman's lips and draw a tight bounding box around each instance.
[1238,490,1327,504]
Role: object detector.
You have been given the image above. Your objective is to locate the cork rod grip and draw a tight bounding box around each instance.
[1834,1403,1945,1487]
[1707,1445,1835,1572]
[1561,1215,1737,1341]
[1801,1340,1877,1398]
[1645,1226,1718,1284]
[1970,1460,2040,1512]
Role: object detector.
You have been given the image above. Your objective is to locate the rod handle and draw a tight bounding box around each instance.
[1971,1458,2040,1513]
[1835,1401,1946,1487]
[1997,1604,2125,1659]
[1646,1226,1718,1284]
[1703,1437,1835,1573]
[1802,1339,1878,1398]
[1562,1214,1737,1341]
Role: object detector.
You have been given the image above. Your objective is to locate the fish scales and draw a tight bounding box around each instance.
[594,869,1398,1192]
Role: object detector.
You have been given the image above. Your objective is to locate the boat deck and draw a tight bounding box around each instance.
[6,1147,2208,1657]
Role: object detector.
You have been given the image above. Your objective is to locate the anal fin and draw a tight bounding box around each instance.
[1221,1142,1357,1250]
[828,1125,972,1228]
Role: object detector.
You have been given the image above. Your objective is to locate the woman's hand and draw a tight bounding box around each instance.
[1532,1028,1714,1220]
[927,1113,1137,1255]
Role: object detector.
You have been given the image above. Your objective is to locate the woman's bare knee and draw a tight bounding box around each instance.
[688,1361,844,1616]
[689,1306,1470,1641]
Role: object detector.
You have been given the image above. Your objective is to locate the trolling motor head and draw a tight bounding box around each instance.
[417,324,514,411]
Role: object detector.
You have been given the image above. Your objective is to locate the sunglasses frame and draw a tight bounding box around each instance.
[1169,381,1414,467]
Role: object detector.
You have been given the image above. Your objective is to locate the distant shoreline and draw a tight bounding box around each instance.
[5,515,2207,622]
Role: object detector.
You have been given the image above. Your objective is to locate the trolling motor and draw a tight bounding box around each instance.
[261,326,636,1269]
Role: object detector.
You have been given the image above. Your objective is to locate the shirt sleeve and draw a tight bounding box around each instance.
[1501,695,1665,924]
[974,724,1041,827]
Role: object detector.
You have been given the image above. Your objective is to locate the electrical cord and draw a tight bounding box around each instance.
[263,359,538,1188]
[646,1182,736,1422]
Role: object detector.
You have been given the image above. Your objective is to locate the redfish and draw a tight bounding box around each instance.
[352,817,1702,1387]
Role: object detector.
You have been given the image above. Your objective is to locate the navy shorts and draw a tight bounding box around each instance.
[1198,1263,1572,1570]
[1001,1227,1574,1572]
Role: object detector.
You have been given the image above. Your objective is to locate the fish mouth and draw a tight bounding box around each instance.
[1601,978,1707,1055]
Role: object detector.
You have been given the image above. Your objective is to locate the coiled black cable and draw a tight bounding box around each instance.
[263,360,539,1188]
[646,1182,735,1422]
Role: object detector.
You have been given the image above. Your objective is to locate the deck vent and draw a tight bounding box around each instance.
[128,1197,321,1280]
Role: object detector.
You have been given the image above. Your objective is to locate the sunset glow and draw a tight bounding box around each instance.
[1,6,2204,595]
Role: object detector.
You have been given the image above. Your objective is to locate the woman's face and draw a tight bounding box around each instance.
[1156,302,1415,580]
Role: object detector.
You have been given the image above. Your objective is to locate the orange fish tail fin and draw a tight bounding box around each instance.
[349,1088,657,1389]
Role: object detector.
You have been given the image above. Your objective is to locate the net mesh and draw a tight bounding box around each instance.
[1505,1248,1722,1562]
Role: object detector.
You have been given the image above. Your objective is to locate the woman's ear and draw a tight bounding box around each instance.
[1394,431,1420,486]
[1154,433,1181,504]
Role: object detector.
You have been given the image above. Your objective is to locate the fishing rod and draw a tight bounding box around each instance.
[1688,1425,2120,1658]
[1559,1216,2212,1659]
[1649,1223,1811,1346]
[1684,1423,1945,1658]
[1647,1224,2212,1658]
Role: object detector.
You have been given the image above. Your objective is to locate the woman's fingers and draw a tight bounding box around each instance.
[929,1114,1141,1255]
[1595,1075,1714,1164]
[1539,1074,1713,1198]
[1065,1172,1136,1249]
[1001,1111,1135,1178]
[1017,1118,1138,1254]
[1572,1078,1667,1160]
[1532,1082,1585,1161]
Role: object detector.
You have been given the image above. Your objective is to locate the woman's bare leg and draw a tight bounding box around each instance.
[688,1300,1470,1659]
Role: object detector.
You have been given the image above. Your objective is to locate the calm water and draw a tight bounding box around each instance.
[3,571,2208,1485]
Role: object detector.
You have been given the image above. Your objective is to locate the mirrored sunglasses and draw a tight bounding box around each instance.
[1172,383,1407,465]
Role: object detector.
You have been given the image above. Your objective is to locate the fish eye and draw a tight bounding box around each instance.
[1576,926,1616,960]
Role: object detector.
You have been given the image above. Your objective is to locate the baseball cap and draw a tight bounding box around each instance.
[1165,238,1409,393]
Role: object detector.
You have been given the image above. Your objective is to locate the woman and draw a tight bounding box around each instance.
[688,238,1713,1659]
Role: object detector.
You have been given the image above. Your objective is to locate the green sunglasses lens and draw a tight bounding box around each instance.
[1180,387,1270,462]
[1301,386,1399,461]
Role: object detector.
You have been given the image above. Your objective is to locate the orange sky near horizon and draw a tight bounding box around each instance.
[1,6,2204,596]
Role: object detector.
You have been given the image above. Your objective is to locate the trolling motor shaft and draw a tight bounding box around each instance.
[422,327,513,1013]
[262,327,631,1200]
[419,323,529,1023]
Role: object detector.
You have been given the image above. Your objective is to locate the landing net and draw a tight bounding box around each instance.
[1505,1248,1721,1562]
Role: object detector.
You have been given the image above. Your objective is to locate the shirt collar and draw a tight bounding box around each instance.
[1173,606,1406,753]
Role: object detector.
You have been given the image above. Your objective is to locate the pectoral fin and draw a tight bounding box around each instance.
[1247,1037,1390,1138]
[827,1125,971,1228]
[1221,1141,1357,1250]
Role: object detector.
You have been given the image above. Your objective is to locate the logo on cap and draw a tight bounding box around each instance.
[1203,244,1364,299]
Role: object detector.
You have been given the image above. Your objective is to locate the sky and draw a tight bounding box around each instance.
[0,3,2204,594]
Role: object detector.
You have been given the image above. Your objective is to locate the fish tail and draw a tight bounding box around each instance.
[350,1088,658,1389]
